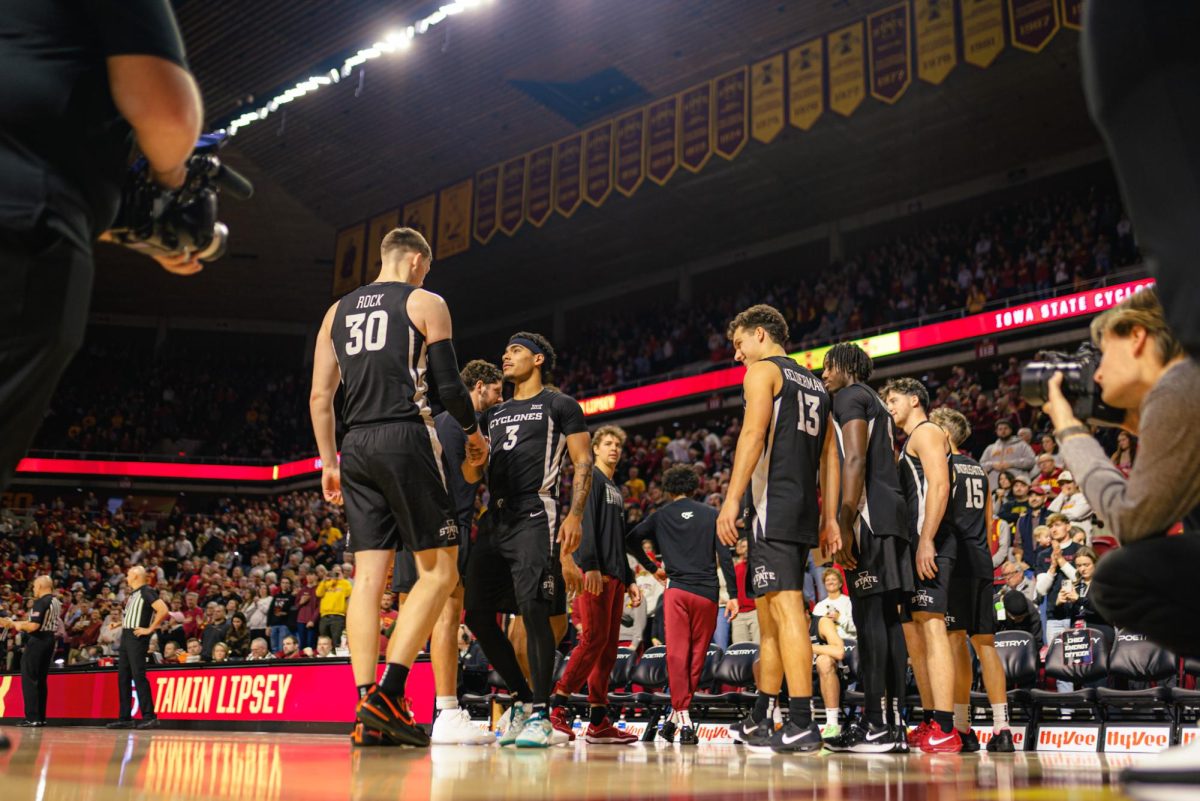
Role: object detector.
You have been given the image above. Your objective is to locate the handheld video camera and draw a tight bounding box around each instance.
[1019,342,1125,427]
[106,133,253,262]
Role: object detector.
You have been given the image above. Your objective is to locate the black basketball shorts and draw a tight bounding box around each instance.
[745,533,810,597]
[947,577,997,636]
[340,421,458,554]
[906,556,955,616]
[392,514,474,594]
[847,521,914,601]
[464,497,564,615]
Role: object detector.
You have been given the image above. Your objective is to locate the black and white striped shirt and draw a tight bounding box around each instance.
[123,586,159,633]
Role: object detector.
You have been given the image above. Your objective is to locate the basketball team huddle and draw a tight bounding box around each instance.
[309,228,1012,754]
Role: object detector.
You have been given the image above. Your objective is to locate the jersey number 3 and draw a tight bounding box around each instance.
[501,425,519,451]
[345,311,388,355]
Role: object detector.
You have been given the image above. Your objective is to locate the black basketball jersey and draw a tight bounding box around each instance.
[748,355,829,545]
[331,282,430,428]
[897,420,955,557]
[482,389,587,503]
[831,382,908,540]
[948,453,994,578]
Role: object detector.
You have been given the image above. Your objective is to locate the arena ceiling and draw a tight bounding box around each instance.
[92,0,1105,336]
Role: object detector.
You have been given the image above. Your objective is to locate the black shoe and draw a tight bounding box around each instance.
[0,732,9,750]
[959,728,980,753]
[679,726,698,746]
[106,720,137,729]
[658,719,677,743]
[16,720,38,728]
[824,720,867,752]
[890,724,910,754]
[986,729,1015,753]
[136,718,161,730]
[832,721,900,754]
[355,686,429,747]
[730,714,773,747]
[770,720,823,754]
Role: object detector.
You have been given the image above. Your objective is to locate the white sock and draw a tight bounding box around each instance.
[954,703,971,733]
[680,709,692,727]
[991,703,1010,733]
[436,696,459,712]
[825,708,839,728]
[772,701,783,725]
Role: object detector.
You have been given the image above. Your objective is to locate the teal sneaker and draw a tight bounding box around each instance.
[515,711,554,748]
[498,703,529,747]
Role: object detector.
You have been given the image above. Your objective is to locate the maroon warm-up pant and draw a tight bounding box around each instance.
[555,575,625,705]
[663,587,717,712]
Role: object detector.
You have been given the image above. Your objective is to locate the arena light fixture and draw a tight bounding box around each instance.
[219,3,493,137]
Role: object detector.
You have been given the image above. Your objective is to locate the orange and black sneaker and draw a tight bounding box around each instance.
[351,722,399,747]
[356,685,430,747]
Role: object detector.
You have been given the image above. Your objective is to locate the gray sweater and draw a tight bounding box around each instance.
[1058,359,1200,543]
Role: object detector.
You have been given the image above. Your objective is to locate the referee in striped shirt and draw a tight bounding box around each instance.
[107,566,169,729]
[0,575,61,726]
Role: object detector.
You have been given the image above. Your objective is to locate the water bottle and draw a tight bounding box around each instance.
[618,713,627,732]
[572,716,583,737]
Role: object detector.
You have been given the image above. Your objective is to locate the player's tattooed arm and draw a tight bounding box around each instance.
[558,431,593,555]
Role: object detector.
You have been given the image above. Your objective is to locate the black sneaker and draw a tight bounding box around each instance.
[770,720,823,754]
[959,728,980,753]
[823,720,863,752]
[355,685,430,747]
[730,714,772,747]
[842,721,901,754]
[679,726,698,745]
[16,720,38,728]
[105,720,137,729]
[658,719,677,743]
[890,724,910,754]
[986,729,1015,753]
[136,719,161,730]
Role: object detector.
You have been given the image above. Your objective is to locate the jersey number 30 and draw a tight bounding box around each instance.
[345,311,388,355]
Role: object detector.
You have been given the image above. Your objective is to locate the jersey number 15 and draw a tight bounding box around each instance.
[345,311,389,355]
[964,477,986,510]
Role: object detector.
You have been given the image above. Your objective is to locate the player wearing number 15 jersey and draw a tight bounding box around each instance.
[719,304,835,754]
[309,227,488,748]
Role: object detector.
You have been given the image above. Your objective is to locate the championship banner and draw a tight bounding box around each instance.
[553,134,583,217]
[436,179,472,260]
[614,108,646,197]
[788,40,824,130]
[364,209,399,284]
[714,67,748,160]
[1008,0,1060,52]
[914,0,958,85]
[751,54,785,143]
[473,164,500,244]
[679,82,713,173]
[331,225,364,297]
[584,121,614,207]
[827,22,866,117]
[646,95,680,186]
[402,194,436,246]
[1060,0,1082,30]
[868,3,912,104]
[498,155,526,235]
[524,146,554,227]
[962,0,1006,68]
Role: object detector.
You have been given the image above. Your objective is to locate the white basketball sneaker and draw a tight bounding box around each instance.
[431,707,494,745]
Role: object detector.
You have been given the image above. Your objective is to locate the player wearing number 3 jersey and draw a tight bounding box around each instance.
[309,227,488,748]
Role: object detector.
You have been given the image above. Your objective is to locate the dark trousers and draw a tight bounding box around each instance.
[118,632,156,721]
[555,576,625,705]
[1091,534,1200,658]
[20,635,55,722]
[662,588,717,712]
[0,221,93,491]
[318,615,345,645]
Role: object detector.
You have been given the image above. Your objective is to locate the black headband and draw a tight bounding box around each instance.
[508,336,544,357]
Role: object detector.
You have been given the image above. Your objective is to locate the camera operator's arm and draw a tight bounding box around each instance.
[108,56,201,190]
[1047,364,1200,543]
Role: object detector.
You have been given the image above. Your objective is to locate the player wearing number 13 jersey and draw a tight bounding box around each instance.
[310,227,487,748]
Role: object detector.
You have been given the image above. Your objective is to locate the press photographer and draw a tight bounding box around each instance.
[1029,287,1200,657]
[1,0,204,490]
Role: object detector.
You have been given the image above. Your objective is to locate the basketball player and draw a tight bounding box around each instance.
[930,407,1015,753]
[629,465,737,745]
[883,377,959,753]
[390,359,503,745]
[309,227,488,747]
[462,332,591,748]
[0,575,60,727]
[716,304,832,754]
[822,343,912,754]
[549,425,641,745]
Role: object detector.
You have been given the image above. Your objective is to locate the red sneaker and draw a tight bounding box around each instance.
[585,716,638,745]
[907,720,932,747]
[549,706,576,742]
[921,725,963,754]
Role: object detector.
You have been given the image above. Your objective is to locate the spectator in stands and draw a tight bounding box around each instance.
[811,569,855,641]
[730,538,759,644]
[246,638,271,661]
[183,638,202,663]
[998,473,1032,524]
[98,610,122,656]
[1032,453,1062,496]
[294,573,320,651]
[314,635,335,658]
[995,592,1043,646]
[211,642,229,663]
[161,596,186,651]
[243,584,270,642]
[200,606,228,661]
[1047,472,1093,534]
[1014,486,1050,558]
[1039,433,1064,467]
[997,561,1038,606]
[624,467,646,501]
[267,577,295,653]
[981,420,1036,490]
[225,612,250,658]
[377,592,397,657]
[316,566,351,646]
[161,641,180,663]
[1049,547,1104,627]
[276,634,302,660]
[1069,526,1088,545]
[1110,430,1136,473]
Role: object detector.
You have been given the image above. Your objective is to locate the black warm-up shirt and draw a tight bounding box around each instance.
[627,498,736,603]
[575,468,632,584]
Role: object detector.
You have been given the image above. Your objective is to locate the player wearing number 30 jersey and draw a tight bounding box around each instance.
[310,227,487,748]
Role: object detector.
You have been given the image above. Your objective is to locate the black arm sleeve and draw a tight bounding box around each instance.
[716,542,737,596]
[427,340,477,434]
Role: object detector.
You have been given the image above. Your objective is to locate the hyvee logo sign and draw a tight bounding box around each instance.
[1104,727,1172,753]
[1037,726,1099,751]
